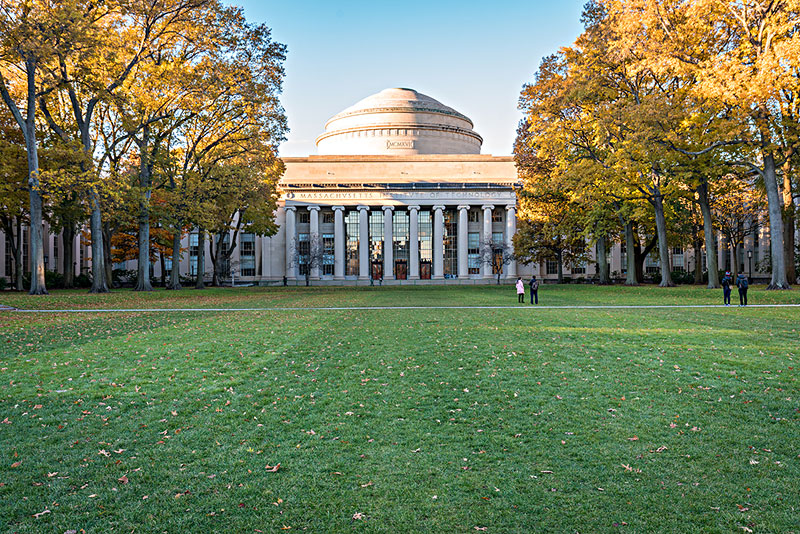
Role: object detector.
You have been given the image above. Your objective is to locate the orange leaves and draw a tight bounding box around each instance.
[264,463,280,472]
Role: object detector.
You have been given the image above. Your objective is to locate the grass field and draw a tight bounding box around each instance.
[1,285,798,532]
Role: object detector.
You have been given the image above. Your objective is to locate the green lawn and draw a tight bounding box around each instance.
[1,285,798,532]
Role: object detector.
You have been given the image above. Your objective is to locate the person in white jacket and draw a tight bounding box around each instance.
[516,277,525,304]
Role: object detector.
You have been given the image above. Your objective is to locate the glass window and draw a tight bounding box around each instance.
[322,212,334,224]
[443,209,457,276]
[572,263,586,275]
[491,209,503,223]
[468,210,480,223]
[298,233,310,275]
[345,211,359,276]
[546,259,558,275]
[418,211,432,262]
[322,233,334,276]
[492,232,504,245]
[393,210,410,277]
[298,211,310,224]
[240,233,256,276]
[468,232,480,274]
[645,254,660,274]
[369,211,384,263]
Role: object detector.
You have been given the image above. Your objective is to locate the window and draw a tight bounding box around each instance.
[468,232,480,274]
[4,234,13,277]
[164,257,172,278]
[345,211,359,276]
[491,209,503,223]
[418,211,432,262]
[492,232,504,245]
[645,255,660,274]
[368,211,384,263]
[298,211,310,224]
[322,233,334,275]
[217,233,230,278]
[393,210,410,276]
[322,212,334,224]
[189,233,199,276]
[53,236,58,268]
[443,209,457,276]
[298,233,310,275]
[468,210,480,223]
[546,259,558,275]
[672,246,685,272]
[240,233,256,276]
[572,263,586,275]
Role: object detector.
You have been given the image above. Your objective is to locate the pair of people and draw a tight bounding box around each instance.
[721,271,749,306]
[515,276,539,304]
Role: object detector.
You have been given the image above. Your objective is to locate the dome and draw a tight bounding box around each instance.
[315,88,483,155]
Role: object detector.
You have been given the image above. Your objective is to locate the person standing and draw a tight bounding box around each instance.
[529,275,539,305]
[736,272,749,306]
[721,271,732,306]
[516,277,525,304]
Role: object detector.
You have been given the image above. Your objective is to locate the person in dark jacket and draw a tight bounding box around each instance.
[721,271,732,306]
[529,275,539,305]
[736,272,749,306]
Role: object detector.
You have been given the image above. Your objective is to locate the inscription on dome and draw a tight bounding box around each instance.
[387,140,415,149]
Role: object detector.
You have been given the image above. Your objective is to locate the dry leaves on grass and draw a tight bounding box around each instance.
[265,463,281,472]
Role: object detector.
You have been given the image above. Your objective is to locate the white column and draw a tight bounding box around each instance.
[408,205,420,280]
[308,206,320,280]
[505,204,517,278]
[482,204,494,279]
[383,206,394,280]
[284,206,296,280]
[457,205,469,279]
[432,205,445,279]
[333,206,345,280]
[358,205,369,280]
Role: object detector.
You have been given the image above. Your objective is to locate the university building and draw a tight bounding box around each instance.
[0,88,775,286]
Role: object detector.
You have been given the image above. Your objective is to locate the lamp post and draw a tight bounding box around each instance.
[747,250,752,281]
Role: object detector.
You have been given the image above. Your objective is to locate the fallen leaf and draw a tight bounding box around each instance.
[118,475,129,484]
[265,463,281,472]
[10,461,21,468]
[32,509,50,519]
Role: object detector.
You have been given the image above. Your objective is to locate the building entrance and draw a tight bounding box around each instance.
[371,260,383,281]
[395,260,407,280]
[420,260,431,280]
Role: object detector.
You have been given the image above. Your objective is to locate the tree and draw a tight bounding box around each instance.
[290,233,324,287]
[0,112,29,289]
[712,174,767,275]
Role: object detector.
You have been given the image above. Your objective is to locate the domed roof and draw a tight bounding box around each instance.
[326,88,473,128]
[316,88,482,156]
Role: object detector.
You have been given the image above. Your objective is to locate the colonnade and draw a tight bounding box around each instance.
[284,203,517,281]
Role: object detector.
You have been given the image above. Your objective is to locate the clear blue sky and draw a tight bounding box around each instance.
[232,1,586,157]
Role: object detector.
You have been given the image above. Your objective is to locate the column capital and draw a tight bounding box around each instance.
[307,205,320,212]
[332,205,345,212]
[407,205,421,212]
[357,205,369,212]
[505,204,517,211]
[432,205,446,211]
[481,204,495,211]
[284,205,297,212]
[382,205,395,212]
[457,204,470,211]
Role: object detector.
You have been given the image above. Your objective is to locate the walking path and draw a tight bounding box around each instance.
[3,303,800,313]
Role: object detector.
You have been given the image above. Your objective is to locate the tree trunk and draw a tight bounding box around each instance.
[650,193,674,287]
[730,241,737,275]
[89,194,109,293]
[783,169,796,284]
[693,237,703,285]
[14,219,23,291]
[624,221,638,286]
[596,235,610,284]
[167,230,182,290]
[159,251,166,287]
[556,250,564,284]
[211,233,221,287]
[195,229,206,289]
[63,224,75,289]
[762,153,790,289]
[696,180,720,288]
[22,64,46,295]
[102,224,113,288]
[134,131,153,291]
